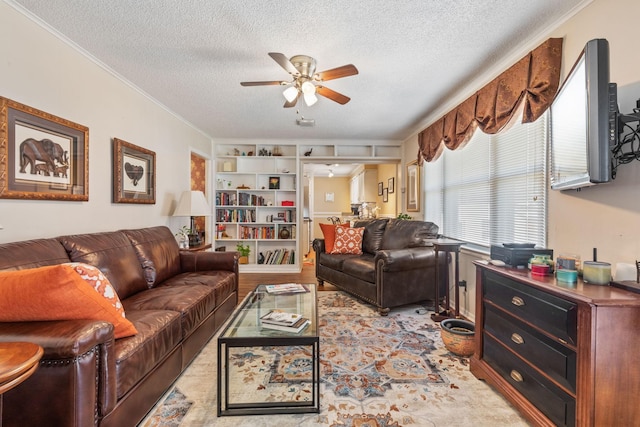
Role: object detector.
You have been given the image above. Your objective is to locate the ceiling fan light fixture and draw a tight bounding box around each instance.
[241,53,358,108]
[283,86,299,102]
[304,92,318,106]
[301,80,316,95]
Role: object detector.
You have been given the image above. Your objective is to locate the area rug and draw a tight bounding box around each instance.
[140,291,530,426]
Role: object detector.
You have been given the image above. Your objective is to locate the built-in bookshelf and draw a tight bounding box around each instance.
[214,144,299,272]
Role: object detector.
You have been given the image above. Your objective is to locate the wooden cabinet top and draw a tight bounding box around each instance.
[474,261,640,306]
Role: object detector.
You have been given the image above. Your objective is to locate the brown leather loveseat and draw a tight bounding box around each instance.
[0,226,238,427]
[313,218,445,314]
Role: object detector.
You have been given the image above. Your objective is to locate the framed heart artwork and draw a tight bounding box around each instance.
[113,138,156,204]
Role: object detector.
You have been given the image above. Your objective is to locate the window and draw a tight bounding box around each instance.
[424,113,548,248]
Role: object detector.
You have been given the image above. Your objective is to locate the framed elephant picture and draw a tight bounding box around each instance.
[0,96,89,201]
[113,138,156,204]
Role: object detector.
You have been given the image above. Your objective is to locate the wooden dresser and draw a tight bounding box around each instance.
[471,262,640,427]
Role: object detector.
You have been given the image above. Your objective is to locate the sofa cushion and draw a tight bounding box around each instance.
[331,226,365,254]
[122,284,216,339]
[380,219,439,250]
[352,218,389,254]
[161,270,237,306]
[0,238,70,271]
[342,254,376,283]
[58,231,148,300]
[0,264,138,339]
[113,309,182,399]
[122,226,182,287]
[317,252,358,271]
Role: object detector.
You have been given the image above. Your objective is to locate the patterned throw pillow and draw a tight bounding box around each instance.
[66,262,127,319]
[331,226,365,254]
[0,263,138,339]
[319,222,350,253]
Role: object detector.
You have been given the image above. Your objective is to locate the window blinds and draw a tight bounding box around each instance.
[424,112,548,248]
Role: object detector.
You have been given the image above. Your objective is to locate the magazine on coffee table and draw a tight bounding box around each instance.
[260,309,303,326]
[261,317,310,333]
[263,283,309,294]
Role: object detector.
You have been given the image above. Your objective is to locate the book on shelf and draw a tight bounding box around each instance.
[261,317,310,333]
[263,283,309,294]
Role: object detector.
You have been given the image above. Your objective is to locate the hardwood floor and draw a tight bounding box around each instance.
[237,255,337,301]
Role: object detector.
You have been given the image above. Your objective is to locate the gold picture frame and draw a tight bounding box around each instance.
[406,160,420,212]
[0,97,89,201]
[113,138,156,204]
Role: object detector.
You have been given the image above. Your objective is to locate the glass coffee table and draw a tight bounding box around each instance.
[217,284,319,416]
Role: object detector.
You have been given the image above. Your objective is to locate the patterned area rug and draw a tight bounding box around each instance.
[140,291,530,426]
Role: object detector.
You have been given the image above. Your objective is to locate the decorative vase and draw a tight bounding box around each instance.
[279,227,290,239]
[440,319,475,357]
[239,256,248,264]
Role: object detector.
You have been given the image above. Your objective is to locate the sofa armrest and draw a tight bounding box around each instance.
[312,238,326,254]
[180,250,238,273]
[0,319,117,424]
[375,246,436,272]
[0,319,114,358]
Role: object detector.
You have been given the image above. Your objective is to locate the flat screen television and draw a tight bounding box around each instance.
[550,38,617,191]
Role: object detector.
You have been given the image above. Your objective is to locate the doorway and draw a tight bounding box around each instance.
[302,162,399,244]
[190,151,210,242]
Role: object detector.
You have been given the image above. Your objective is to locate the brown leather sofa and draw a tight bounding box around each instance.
[0,226,238,427]
[313,218,445,314]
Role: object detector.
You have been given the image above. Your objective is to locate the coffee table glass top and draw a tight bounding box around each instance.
[221,284,317,339]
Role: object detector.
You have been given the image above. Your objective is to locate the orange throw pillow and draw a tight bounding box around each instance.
[331,226,365,254]
[0,264,137,339]
[319,223,350,253]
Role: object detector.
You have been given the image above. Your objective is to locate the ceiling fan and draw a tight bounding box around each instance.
[240,52,358,108]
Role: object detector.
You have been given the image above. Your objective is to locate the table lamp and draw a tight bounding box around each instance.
[173,190,211,245]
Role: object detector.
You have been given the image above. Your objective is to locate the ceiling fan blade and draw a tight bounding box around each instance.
[240,80,286,86]
[314,64,359,82]
[268,52,300,76]
[316,86,351,105]
[283,92,300,108]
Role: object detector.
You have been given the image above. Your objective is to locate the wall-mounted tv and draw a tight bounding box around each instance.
[550,38,617,191]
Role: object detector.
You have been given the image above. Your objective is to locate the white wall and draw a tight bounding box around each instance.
[0,2,212,243]
[405,0,640,320]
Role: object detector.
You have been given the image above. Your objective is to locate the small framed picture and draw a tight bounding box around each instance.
[383,187,389,203]
[0,97,89,201]
[113,138,156,204]
[378,181,383,196]
[269,176,280,189]
[388,177,395,193]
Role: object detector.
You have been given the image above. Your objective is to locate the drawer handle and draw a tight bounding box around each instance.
[510,370,524,383]
[511,296,525,306]
[511,333,524,345]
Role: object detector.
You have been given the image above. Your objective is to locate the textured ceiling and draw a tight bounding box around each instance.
[9,0,586,141]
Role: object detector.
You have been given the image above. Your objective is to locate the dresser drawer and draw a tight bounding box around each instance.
[484,305,576,393]
[483,270,577,344]
[484,334,576,427]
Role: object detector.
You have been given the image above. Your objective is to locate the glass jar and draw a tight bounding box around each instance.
[529,254,554,272]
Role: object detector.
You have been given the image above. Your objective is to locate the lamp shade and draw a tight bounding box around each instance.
[173,191,211,217]
[283,86,299,102]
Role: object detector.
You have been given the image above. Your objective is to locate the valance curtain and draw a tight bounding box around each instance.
[418,37,563,164]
